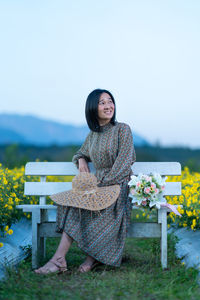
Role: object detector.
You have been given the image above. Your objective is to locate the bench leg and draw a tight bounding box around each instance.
[159,209,167,269]
[38,209,49,260]
[32,209,41,269]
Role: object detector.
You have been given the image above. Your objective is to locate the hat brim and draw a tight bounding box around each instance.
[50,185,120,211]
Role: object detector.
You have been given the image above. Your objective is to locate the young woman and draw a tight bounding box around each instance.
[35,89,136,274]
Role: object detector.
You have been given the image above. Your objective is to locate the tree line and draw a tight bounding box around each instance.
[0,143,199,172]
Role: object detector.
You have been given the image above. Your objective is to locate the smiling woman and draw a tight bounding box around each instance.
[97,92,115,125]
[85,89,117,132]
[34,88,136,275]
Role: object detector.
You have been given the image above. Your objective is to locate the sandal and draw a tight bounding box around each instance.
[34,257,67,275]
[78,261,99,273]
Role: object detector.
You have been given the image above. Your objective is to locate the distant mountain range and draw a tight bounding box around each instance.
[0,113,150,147]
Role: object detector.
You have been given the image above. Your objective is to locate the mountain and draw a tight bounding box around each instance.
[0,127,26,144]
[0,113,150,146]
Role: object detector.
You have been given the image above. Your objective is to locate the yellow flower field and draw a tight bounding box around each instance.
[0,163,73,246]
[166,167,200,230]
[0,164,200,248]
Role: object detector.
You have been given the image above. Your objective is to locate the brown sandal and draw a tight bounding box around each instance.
[78,261,99,273]
[34,257,67,274]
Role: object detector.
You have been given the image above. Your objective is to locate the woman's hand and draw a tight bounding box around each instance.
[78,158,90,173]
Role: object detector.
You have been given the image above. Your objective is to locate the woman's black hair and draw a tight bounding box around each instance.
[85,89,116,132]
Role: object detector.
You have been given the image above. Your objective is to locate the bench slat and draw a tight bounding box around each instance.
[24,181,181,196]
[16,204,57,212]
[38,222,161,238]
[127,222,161,238]
[132,162,181,175]
[39,222,61,237]
[25,162,78,176]
[24,182,72,195]
[25,162,96,175]
[16,205,180,214]
[25,162,181,176]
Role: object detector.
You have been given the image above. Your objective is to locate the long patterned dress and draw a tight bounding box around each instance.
[56,121,136,267]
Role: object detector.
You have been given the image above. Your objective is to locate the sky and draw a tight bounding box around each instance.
[0,0,200,148]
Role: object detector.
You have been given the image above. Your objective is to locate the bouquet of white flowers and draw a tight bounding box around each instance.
[128,173,167,209]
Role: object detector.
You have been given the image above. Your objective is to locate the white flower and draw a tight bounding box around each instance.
[146,176,152,182]
[128,175,138,186]
[153,173,167,186]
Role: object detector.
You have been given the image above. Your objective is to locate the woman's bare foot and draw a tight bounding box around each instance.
[78,255,98,273]
[34,256,67,274]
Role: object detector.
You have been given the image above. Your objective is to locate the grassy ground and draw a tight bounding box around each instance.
[0,233,199,300]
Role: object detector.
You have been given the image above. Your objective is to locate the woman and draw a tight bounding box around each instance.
[35,89,136,274]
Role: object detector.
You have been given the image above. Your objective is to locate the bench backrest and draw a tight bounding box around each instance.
[24,162,182,205]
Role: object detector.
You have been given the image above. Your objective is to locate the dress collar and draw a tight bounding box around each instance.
[100,122,116,132]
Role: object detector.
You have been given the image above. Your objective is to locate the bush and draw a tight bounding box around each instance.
[0,164,73,246]
[0,164,39,241]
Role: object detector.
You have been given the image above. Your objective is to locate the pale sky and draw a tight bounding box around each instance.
[0,0,199,148]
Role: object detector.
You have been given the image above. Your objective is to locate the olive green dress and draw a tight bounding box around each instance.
[56,121,136,266]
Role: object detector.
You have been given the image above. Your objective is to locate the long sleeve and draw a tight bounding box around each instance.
[72,132,91,168]
[100,124,136,186]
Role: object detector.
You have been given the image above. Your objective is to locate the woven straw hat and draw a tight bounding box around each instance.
[50,172,120,211]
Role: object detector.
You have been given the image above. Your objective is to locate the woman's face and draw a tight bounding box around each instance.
[97,92,115,125]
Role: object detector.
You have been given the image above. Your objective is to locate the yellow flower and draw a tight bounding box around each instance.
[3,178,8,185]
[0,243,4,248]
[192,219,197,227]
[8,198,13,204]
[8,229,13,235]
[186,210,192,217]
[4,226,9,231]
[193,210,197,216]
[136,214,139,219]
[15,199,20,204]
[179,195,184,202]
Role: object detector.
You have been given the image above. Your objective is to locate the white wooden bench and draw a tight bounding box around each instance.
[17,162,181,269]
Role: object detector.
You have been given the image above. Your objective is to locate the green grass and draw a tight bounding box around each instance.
[0,234,199,300]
